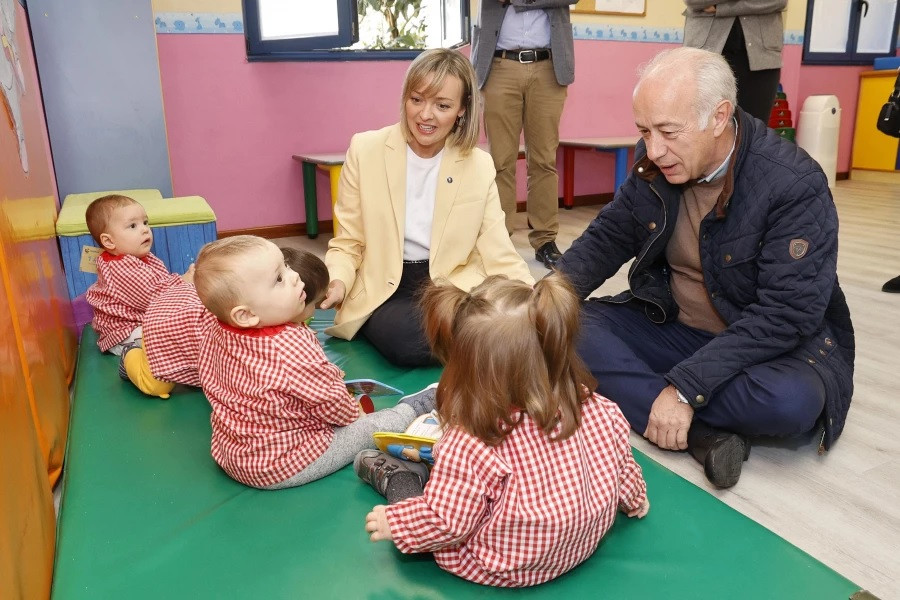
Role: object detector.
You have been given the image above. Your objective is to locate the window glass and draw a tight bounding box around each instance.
[803,0,900,65]
[243,0,469,61]
[258,1,340,41]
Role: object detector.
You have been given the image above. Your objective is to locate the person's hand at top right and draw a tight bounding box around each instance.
[320,279,347,310]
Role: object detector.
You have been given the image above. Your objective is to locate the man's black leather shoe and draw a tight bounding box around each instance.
[687,420,750,489]
[883,275,900,293]
[535,241,562,269]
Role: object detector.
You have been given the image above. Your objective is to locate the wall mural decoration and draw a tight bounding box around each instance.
[0,0,28,172]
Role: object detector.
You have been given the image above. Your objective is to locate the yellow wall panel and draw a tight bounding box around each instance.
[150,0,807,30]
[0,258,56,600]
[0,2,76,597]
[152,0,240,13]
[852,71,900,171]
[0,198,76,486]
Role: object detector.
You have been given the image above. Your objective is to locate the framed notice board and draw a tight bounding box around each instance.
[572,0,646,16]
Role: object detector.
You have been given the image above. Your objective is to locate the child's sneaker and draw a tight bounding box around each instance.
[398,382,438,415]
[118,341,142,381]
[354,449,429,503]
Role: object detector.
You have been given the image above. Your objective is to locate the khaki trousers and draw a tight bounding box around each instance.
[482,57,567,249]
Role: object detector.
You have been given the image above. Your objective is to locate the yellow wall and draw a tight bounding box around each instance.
[152,0,240,12]
[150,0,808,31]
[0,3,77,598]
[570,0,805,29]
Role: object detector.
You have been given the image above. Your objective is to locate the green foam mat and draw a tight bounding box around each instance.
[52,313,860,599]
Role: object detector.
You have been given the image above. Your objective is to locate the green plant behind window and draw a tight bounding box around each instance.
[356,0,427,50]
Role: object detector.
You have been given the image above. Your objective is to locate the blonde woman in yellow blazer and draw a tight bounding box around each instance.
[322,49,534,366]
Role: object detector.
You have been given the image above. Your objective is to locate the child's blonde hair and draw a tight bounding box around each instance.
[280,246,329,307]
[194,235,270,321]
[421,274,596,446]
[85,194,139,245]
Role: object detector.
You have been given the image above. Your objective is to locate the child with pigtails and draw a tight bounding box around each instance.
[354,273,650,588]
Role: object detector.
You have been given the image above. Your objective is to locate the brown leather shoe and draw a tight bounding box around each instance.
[687,420,750,489]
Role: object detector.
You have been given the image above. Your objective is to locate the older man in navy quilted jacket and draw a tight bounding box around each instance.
[556,47,854,488]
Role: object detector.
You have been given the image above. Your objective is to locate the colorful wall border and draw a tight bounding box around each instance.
[153,12,804,44]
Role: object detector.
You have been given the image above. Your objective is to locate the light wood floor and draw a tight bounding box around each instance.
[277,176,900,600]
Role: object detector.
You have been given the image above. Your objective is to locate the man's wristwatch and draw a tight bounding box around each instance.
[676,390,690,405]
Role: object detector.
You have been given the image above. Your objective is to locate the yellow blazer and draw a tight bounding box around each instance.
[325,123,534,340]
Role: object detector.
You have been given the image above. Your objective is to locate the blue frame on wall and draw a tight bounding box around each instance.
[802,0,900,65]
[239,0,469,62]
[242,0,358,61]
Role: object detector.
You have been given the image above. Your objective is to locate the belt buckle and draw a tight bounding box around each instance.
[517,49,537,64]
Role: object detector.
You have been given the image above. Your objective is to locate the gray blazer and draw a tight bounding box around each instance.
[471,0,577,89]
[683,0,786,71]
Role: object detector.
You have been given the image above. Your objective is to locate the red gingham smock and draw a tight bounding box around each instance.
[197,321,358,488]
[86,252,181,351]
[385,393,647,587]
[142,279,215,387]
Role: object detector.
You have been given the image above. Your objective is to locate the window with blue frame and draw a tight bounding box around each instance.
[803,0,900,65]
[242,0,469,62]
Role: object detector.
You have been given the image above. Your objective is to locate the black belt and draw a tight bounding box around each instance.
[494,49,551,63]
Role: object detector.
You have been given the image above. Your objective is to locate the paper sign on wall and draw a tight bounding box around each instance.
[79,245,103,274]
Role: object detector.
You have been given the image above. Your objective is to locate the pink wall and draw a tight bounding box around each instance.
[158,34,409,231]
[157,35,868,232]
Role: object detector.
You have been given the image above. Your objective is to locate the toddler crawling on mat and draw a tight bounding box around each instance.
[193,235,435,489]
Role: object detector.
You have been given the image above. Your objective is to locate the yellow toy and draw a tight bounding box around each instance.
[122,346,175,399]
[373,411,442,464]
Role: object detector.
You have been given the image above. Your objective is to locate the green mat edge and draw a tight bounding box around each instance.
[50,317,862,600]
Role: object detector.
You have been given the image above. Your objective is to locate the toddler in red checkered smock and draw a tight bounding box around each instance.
[359,274,650,588]
[120,247,315,399]
[84,194,193,355]
[193,236,436,490]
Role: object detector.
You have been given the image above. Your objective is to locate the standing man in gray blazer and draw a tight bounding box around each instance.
[683,1,786,122]
[471,0,577,269]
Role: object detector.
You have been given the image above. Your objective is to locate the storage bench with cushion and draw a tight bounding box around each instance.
[56,190,216,301]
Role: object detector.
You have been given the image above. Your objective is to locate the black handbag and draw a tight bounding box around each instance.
[877,69,900,137]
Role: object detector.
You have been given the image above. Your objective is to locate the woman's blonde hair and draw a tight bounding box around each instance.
[399,48,480,154]
[421,274,596,446]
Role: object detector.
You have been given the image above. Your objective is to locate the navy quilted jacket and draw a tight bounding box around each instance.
[557,109,855,450]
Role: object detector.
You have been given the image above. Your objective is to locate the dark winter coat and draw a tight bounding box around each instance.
[557,108,854,450]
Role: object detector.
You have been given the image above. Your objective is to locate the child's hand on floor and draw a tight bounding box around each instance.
[365,505,393,542]
[182,263,195,284]
[625,498,650,519]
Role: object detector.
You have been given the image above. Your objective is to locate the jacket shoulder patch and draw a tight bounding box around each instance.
[789,238,809,259]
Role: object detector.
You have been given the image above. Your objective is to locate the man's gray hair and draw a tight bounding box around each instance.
[636,47,737,130]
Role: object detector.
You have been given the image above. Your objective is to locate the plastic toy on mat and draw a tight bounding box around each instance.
[356,394,375,415]
[346,378,403,397]
[373,410,443,465]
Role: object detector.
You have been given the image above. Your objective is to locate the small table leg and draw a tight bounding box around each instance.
[563,146,575,209]
[324,165,343,234]
[301,161,319,239]
[613,147,629,193]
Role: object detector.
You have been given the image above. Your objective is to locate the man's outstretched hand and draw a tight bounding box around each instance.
[643,384,693,451]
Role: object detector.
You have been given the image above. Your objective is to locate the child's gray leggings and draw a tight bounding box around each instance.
[263,403,416,490]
